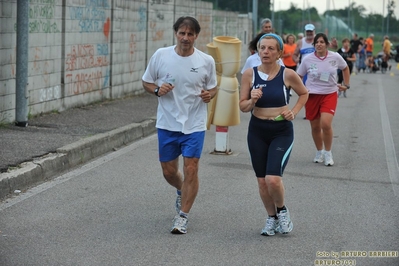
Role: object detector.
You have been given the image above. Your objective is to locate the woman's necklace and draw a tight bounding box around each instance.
[258,63,280,80]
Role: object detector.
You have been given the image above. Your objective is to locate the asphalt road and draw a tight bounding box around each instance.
[1,68,399,266]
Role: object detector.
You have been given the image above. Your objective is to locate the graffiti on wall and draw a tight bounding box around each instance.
[150,21,164,41]
[65,43,109,95]
[137,6,147,31]
[66,0,111,95]
[65,44,109,72]
[39,86,61,102]
[65,71,104,95]
[21,0,60,33]
[69,0,110,34]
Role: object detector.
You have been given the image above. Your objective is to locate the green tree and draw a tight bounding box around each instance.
[203,0,398,40]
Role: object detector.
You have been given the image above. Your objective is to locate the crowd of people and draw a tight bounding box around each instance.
[251,20,393,77]
[141,16,391,236]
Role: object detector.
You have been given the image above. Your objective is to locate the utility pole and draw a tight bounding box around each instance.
[386,1,390,35]
[15,0,29,127]
[253,0,258,36]
[271,0,274,27]
[347,0,350,30]
[382,0,385,34]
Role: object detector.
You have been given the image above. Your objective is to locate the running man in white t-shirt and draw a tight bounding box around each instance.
[142,16,218,234]
[292,24,316,66]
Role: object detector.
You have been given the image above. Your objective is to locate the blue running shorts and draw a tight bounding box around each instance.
[157,129,205,162]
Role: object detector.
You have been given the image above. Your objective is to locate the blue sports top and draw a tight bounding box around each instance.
[252,66,290,108]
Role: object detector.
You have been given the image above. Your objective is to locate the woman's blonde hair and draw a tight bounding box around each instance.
[285,34,296,43]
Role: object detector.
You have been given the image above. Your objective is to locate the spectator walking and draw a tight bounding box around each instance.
[365,34,374,57]
[239,33,308,236]
[382,35,392,71]
[350,33,362,73]
[296,33,350,166]
[142,16,218,234]
[357,37,367,73]
[337,38,356,97]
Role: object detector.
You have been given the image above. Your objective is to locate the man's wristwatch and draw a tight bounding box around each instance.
[343,83,350,89]
[154,87,160,97]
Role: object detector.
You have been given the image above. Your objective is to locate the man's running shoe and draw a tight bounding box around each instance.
[175,193,181,214]
[324,151,334,166]
[261,216,278,236]
[171,215,188,234]
[313,150,324,163]
[276,208,293,234]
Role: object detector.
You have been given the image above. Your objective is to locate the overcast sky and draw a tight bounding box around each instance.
[274,0,399,17]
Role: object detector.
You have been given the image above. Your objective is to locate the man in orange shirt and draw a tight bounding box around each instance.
[365,33,374,57]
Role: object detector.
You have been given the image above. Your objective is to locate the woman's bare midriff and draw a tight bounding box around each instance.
[252,105,289,120]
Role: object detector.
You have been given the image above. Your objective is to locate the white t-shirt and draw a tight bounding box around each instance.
[241,53,284,74]
[142,46,217,134]
[297,51,347,94]
[300,38,315,57]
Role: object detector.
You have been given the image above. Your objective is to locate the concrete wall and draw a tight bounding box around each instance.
[0,0,253,124]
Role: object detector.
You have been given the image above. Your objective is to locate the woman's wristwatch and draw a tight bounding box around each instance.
[154,87,160,97]
[342,83,350,89]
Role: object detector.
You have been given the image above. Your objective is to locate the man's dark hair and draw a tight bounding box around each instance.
[173,16,201,34]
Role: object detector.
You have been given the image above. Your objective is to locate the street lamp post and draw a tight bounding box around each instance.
[382,0,385,34]
[253,0,258,36]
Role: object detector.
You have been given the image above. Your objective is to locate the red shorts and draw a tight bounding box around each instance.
[305,92,338,121]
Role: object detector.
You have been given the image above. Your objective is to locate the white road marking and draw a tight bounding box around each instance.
[378,77,399,196]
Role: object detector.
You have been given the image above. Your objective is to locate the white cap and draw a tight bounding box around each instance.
[304,24,315,31]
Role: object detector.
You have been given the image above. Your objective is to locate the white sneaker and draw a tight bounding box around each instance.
[324,151,334,166]
[261,216,278,236]
[276,208,293,234]
[313,150,324,163]
[171,215,188,234]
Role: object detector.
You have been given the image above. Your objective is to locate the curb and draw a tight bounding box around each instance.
[0,118,157,201]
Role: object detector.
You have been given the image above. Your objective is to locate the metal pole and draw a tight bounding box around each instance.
[15,0,29,127]
[271,0,274,27]
[382,0,385,34]
[252,0,258,36]
[302,0,305,28]
[386,2,390,35]
[347,0,350,30]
